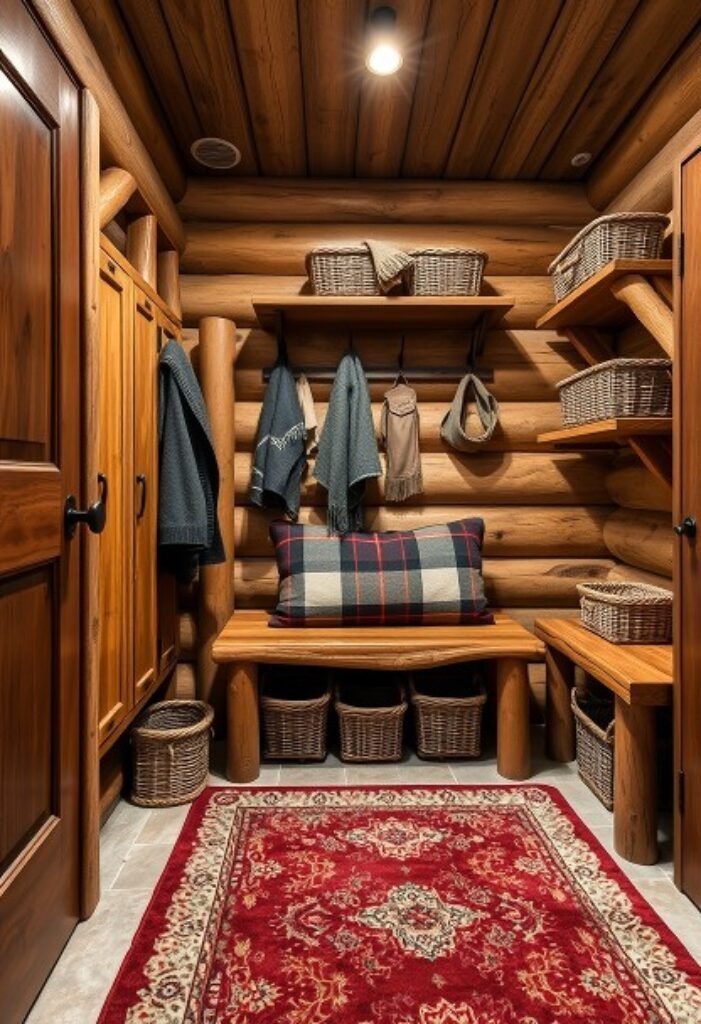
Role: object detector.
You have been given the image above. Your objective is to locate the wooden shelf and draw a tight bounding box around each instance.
[536,259,672,331]
[538,417,673,447]
[252,295,514,330]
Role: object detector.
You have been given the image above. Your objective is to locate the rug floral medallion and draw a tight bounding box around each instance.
[99,786,701,1024]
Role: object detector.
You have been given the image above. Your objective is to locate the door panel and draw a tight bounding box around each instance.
[677,149,701,909]
[0,2,81,1020]
[156,317,179,673]
[133,290,158,701]
[97,254,132,745]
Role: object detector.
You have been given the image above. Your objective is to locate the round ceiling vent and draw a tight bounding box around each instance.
[190,137,242,170]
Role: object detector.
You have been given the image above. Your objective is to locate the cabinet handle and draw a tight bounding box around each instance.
[136,473,147,519]
[674,515,697,538]
[64,473,108,538]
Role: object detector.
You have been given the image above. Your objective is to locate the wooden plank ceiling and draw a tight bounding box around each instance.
[83,0,701,183]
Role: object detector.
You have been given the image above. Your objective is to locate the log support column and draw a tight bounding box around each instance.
[613,697,658,865]
[496,658,531,780]
[227,662,260,783]
[545,647,576,762]
[126,212,157,288]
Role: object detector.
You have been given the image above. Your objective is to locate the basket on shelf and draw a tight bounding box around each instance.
[410,671,487,759]
[408,248,487,295]
[306,246,380,295]
[572,688,615,810]
[557,358,671,427]
[334,675,407,762]
[130,700,213,808]
[578,581,673,645]
[260,669,331,761]
[548,212,669,301]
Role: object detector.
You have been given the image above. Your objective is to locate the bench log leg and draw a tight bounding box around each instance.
[614,697,657,865]
[226,661,260,784]
[496,658,531,780]
[545,647,575,762]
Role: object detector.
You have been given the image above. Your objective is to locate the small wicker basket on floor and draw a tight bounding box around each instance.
[548,212,669,301]
[557,358,672,427]
[306,246,380,295]
[335,677,407,762]
[130,700,213,808]
[410,674,487,759]
[578,581,673,644]
[261,672,331,761]
[408,248,486,295]
[572,688,614,810]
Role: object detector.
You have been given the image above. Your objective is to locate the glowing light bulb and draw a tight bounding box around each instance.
[366,42,403,76]
[366,7,403,77]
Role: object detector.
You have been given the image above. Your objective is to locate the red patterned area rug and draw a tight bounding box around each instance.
[99,786,701,1023]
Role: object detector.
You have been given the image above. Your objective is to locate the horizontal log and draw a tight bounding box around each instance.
[33,0,185,251]
[178,178,596,225]
[235,505,609,558]
[182,222,574,276]
[605,456,672,512]
[232,557,619,609]
[180,275,555,329]
[235,401,565,452]
[603,509,672,578]
[610,563,673,594]
[234,451,611,506]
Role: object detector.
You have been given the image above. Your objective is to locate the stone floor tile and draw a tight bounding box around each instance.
[134,803,190,845]
[110,842,174,891]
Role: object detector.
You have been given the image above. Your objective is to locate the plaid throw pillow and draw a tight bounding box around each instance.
[268,519,493,628]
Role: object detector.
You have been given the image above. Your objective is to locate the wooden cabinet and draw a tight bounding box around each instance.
[96,243,178,752]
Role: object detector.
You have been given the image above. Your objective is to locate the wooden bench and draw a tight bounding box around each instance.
[534,617,673,866]
[212,611,545,784]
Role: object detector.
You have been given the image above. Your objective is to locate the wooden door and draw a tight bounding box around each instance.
[133,290,158,702]
[0,3,81,1020]
[676,148,701,909]
[156,313,179,674]
[97,252,133,747]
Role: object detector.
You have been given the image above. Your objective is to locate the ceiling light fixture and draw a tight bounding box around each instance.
[366,6,403,76]
[190,137,242,170]
[571,152,592,168]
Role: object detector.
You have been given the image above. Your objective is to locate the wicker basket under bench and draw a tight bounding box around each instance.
[410,669,487,759]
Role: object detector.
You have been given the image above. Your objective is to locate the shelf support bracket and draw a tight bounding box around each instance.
[629,436,673,492]
[609,275,674,358]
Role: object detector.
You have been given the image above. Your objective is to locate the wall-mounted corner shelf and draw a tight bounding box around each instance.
[538,417,673,448]
[252,295,514,331]
[536,259,673,358]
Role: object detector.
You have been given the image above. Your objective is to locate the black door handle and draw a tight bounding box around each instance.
[65,473,108,538]
[674,515,697,538]
[136,473,147,519]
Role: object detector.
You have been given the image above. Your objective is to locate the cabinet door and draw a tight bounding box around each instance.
[97,253,133,746]
[133,290,159,703]
[155,314,180,674]
[676,147,701,909]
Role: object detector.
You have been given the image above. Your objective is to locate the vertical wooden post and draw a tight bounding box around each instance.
[496,658,531,780]
[197,316,237,721]
[80,89,101,920]
[227,662,260,783]
[126,212,157,288]
[545,647,576,762]
[614,697,658,864]
[157,250,182,320]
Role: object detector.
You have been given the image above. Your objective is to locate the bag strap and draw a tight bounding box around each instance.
[440,373,500,452]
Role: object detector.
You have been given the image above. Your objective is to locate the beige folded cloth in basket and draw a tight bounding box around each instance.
[365,238,414,293]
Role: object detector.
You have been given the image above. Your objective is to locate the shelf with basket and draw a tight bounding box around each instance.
[538,416,673,448]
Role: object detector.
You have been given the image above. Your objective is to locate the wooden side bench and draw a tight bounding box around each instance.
[212,611,545,785]
[534,617,673,866]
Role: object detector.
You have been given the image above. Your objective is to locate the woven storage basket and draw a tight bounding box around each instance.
[578,581,673,644]
[131,700,213,807]
[335,676,407,762]
[410,672,487,759]
[306,246,380,295]
[260,670,331,761]
[548,212,669,301]
[572,689,614,810]
[408,248,486,295]
[557,358,671,427]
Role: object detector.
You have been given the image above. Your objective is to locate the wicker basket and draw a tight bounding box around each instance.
[578,581,673,644]
[130,700,213,807]
[408,248,486,295]
[548,212,669,301]
[335,676,407,762]
[410,672,487,759]
[557,358,671,427]
[260,669,331,761]
[306,246,380,295]
[572,689,614,810]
